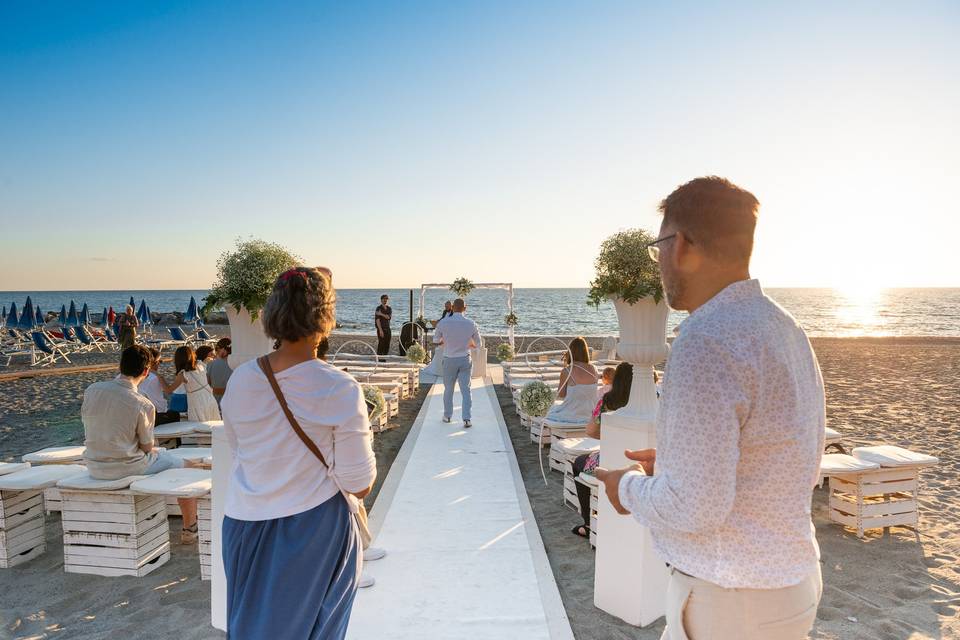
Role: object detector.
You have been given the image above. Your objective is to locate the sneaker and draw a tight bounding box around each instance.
[463,420,472,428]
[180,524,198,545]
[364,547,387,562]
[442,416,452,424]
[358,573,375,588]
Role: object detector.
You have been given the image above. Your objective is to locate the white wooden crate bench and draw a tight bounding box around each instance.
[153,422,200,448]
[160,448,212,515]
[578,472,600,549]
[549,434,598,474]
[0,464,85,568]
[822,446,939,538]
[57,472,169,577]
[130,468,213,581]
[382,392,400,418]
[22,446,87,514]
[534,418,588,448]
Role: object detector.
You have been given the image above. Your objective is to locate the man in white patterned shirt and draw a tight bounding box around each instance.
[596,177,825,639]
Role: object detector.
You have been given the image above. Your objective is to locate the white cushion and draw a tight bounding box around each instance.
[543,418,590,430]
[853,445,939,468]
[820,454,880,475]
[0,462,30,476]
[189,420,222,434]
[154,423,198,437]
[577,472,599,487]
[57,471,146,490]
[165,447,211,462]
[130,468,212,497]
[22,445,86,463]
[824,427,842,441]
[553,437,601,455]
[0,464,86,490]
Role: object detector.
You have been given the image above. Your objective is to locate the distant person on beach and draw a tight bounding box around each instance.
[595,176,825,639]
[160,345,221,422]
[433,298,481,428]
[207,337,233,405]
[117,304,138,350]
[545,337,598,424]
[221,266,376,639]
[375,294,392,356]
[139,347,181,425]
[571,362,632,539]
[81,345,199,544]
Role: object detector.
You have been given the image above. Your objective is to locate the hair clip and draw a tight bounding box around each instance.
[280,269,306,283]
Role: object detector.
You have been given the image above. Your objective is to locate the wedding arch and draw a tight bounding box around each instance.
[418,282,515,348]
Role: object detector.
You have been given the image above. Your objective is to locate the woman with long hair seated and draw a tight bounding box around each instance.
[220,267,376,639]
[545,336,599,424]
[571,362,633,539]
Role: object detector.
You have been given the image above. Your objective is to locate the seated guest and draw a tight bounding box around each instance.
[570,362,632,539]
[140,348,180,425]
[81,345,199,543]
[194,344,215,373]
[206,338,233,404]
[160,346,221,422]
[596,366,616,401]
[545,337,598,424]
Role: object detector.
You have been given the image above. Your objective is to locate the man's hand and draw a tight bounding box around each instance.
[625,448,656,476]
[594,464,642,515]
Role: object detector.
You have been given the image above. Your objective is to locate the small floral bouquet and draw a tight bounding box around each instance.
[202,238,301,319]
[496,343,515,362]
[519,380,555,417]
[449,277,475,298]
[504,312,519,327]
[405,342,427,364]
[363,386,387,422]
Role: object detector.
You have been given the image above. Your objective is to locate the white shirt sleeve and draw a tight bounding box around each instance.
[328,379,377,493]
[432,322,443,344]
[618,332,746,534]
[471,322,481,348]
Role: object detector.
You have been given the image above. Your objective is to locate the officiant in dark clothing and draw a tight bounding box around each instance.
[375,294,392,356]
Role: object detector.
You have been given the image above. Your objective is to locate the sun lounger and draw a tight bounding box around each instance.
[0,465,85,568]
[30,331,71,367]
[57,472,170,577]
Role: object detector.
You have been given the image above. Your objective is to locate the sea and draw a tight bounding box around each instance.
[2,288,959,339]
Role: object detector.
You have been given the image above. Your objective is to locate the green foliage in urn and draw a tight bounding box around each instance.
[519,380,555,417]
[496,342,515,362]
[449,277,475,298]
[587,229,664,308]
[202,238,301,319]
[405,342,427,364]
[363,386,387,421]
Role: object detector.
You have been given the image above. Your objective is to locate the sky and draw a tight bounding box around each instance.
[1,1,957,291]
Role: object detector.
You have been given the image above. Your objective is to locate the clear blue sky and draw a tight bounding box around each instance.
[1,1,957,290]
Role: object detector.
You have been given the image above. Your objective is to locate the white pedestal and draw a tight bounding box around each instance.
[471,347,487,379]
[226,306,273,370]
[211,425,230,631]
[593,411,669,626]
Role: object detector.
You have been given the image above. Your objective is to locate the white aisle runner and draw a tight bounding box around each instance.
[348,380,573,640]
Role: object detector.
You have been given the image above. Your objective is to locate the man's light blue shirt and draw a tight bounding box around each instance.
[433,313,481,358]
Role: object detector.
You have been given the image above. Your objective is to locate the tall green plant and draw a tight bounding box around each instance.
[587,229,664,308]
[202,238,301,319]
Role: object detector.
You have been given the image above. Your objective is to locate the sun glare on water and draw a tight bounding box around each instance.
[833,281,888,336]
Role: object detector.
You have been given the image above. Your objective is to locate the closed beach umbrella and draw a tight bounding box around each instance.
[66,301,79,328]
[185,296,199,323]
[35,306,44,327]
[144,305,153,326]
[80,303,91,325]
[60,304,67,324]
[19,298,34,330]
[6,303,18,328]
[129,296,136,309]
[137,299,148,322]
[100,307,109,327]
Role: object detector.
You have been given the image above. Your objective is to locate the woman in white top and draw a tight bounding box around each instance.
[221,266,376,640]
[162,346,221,422]
[546,336,599,424]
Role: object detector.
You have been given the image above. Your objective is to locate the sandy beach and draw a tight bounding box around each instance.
[1,336,958,639]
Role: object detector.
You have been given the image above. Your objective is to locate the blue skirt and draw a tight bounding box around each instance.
[223,494,361,640]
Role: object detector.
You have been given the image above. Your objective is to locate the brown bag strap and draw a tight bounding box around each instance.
[257,355,329,469]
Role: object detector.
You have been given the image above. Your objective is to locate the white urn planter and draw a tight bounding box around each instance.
[225,306,273,370]
[594,295,671,627]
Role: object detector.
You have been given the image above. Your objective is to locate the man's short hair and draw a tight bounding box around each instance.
[119,345,152,377]
[453,298,465,312]
[215,337,232,354]
[659,176,759,262]
[380,294,389,301]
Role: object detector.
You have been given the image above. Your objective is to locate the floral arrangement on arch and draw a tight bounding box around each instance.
[496,343,515,362]
[519,380,555,417]
[449,277,475,298]
[586,228,664,308]
[504,312,519,327]
[405,342,427,364]
[363,386,387,422]
[202,238,301,319]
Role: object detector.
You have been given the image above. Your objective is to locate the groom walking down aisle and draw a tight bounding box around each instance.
[433,298,481,428]
[596,177,825,639]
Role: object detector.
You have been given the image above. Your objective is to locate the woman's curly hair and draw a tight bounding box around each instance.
[261,267,336,349]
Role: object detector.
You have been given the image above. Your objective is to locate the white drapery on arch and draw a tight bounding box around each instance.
[418,282,514,348]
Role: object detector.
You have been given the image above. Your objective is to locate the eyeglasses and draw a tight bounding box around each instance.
[646,233,678,262]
